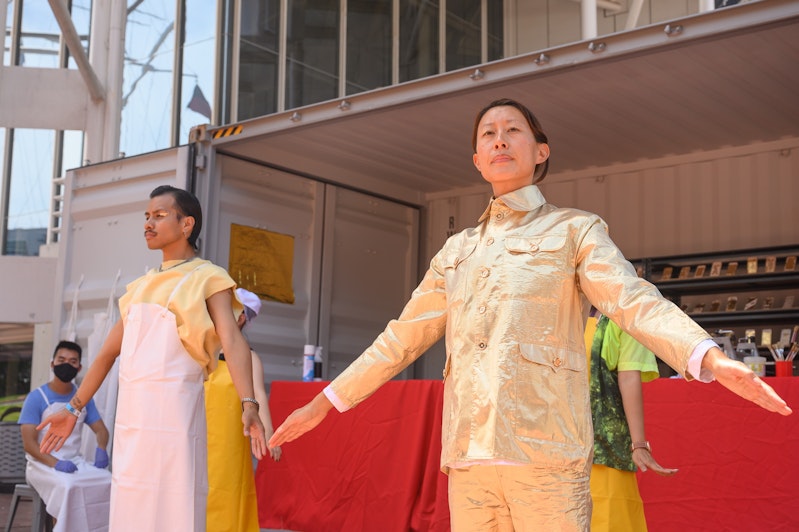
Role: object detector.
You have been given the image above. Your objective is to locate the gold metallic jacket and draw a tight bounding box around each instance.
[329,185,710,474]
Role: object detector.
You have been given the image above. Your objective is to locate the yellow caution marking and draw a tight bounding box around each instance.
[211,125,243,139]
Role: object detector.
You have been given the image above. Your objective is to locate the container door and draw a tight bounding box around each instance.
[210,155,420,383]
[317,185,420,381]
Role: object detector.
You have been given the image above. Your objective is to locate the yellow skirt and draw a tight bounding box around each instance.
[590,464,647,531]
[204,360,260,532]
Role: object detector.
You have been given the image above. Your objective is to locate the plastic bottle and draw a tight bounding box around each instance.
[313,346,324,381]
[743,355,766,377]
[302,344,315,382]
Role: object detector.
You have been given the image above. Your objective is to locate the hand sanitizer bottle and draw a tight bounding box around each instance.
[302,344,315,382]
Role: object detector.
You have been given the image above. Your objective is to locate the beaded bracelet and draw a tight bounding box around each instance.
[64,402,81,417]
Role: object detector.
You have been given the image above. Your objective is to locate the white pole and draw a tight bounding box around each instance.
[699,0,715,14]
[104,0,126,161]
[582,0,598,40]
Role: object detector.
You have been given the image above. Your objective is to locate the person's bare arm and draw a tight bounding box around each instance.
[39,320,124,453]
[207,289,266,459]
[251,352,281,460]
[618,370,646,443]
[21,424,58,467]
[89,419,110,449]
[618,370,677,476]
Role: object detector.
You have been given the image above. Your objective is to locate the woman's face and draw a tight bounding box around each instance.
[143,194,194,253]
[472,105,550,197]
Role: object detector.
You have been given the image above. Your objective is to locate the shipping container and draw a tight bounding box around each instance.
[53,0,799,384]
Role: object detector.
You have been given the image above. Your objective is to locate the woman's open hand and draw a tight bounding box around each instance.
[37,409,78,454]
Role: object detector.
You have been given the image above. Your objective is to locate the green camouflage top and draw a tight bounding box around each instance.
[589,315,659,471]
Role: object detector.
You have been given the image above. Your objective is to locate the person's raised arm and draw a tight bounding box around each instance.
[577,220,791,416]
[617,370,677,476]
[38,319,124,453]
[270,254,449,448]
[701,346,792,415]
[207,289,267,459]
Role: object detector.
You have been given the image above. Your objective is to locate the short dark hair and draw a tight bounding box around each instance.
[150,185,203,250]
[53,340,82,361]
[471,98,550,183]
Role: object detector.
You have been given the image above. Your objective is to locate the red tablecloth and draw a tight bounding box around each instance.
[637,378,799,532]
[257,378,799,531]
[257,381,450,531]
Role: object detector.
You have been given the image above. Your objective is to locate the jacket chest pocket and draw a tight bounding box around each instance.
[502,235,570,292]
[504,234,568,258]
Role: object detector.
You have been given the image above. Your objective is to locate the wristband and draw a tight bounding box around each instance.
[64,402,81,417]
[241,397,259,411]
[631,440,651,453]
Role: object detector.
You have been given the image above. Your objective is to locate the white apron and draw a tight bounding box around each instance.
[26,386,111,532]
[110,266,208,531]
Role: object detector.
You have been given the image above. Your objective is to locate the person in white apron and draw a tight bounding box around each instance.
[19,340,111,532]
[37,185,268,532]
[110,265,210,529]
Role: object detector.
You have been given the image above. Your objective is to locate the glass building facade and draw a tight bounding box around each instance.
[236,0,503,120]
[1,0,502,256]
[2,0,89,255]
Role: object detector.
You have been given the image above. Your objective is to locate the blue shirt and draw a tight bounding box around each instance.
[18,383,101,426]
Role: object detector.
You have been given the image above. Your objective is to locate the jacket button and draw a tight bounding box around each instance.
[553,357,562,367]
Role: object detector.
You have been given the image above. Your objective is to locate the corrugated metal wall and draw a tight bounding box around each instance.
[425,140,799,262]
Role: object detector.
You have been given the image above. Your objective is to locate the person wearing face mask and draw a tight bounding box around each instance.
[18,340,112,532]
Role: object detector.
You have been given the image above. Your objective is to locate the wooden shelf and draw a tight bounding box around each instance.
[685,308,799,328]
[655,271,799,296]
[633,246,799,336]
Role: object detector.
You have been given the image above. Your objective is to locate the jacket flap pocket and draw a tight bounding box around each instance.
[441,242,477,269]
[518,344,585,372]
[505,235,566,254]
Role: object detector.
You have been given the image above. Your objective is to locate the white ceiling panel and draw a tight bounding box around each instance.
[208,3,799,203]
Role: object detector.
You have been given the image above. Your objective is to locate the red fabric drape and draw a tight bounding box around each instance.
[257,378,799,531]
[257,381,450,531]
[638,378,799,532]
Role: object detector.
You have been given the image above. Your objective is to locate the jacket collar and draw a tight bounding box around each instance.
[477,185,547,223]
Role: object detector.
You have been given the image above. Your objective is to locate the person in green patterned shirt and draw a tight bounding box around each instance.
[586,310,678,531]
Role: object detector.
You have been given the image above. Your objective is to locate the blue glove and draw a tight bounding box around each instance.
[94,448,109,469]
[55,460,77,473]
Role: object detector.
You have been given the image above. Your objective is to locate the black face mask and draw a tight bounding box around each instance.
[53,362,79,383]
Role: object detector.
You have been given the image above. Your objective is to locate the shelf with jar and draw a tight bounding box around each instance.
[630,245,799,376]
[631,245,799,332]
